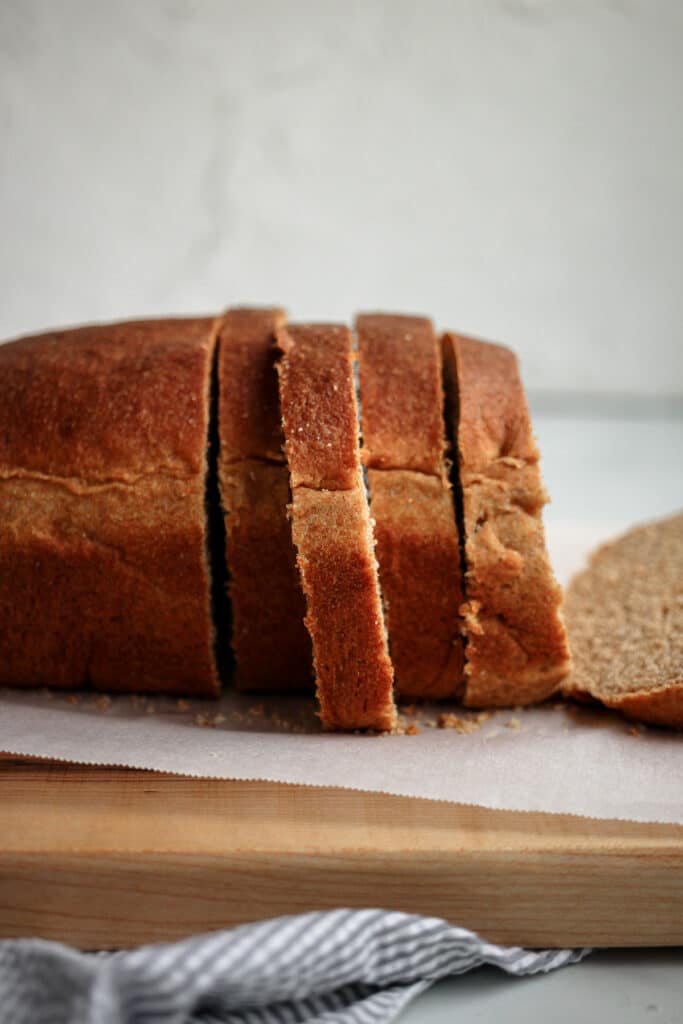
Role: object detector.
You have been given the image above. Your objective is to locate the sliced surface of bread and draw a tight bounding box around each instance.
[563,512,683,728]
[357,314,465,698]
[276,324,396,731]
[0,319,220,695]
[218,309,312,691]
[442,332,571,707]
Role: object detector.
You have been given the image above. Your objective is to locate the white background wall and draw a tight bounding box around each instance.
[1,0,682,395]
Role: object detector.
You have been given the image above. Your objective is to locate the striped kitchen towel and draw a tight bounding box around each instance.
[0,909,589,1024]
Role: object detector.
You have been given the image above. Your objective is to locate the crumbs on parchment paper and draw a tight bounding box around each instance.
[388,715,421,736]
[627,723,647,737]
[390,706,497,736]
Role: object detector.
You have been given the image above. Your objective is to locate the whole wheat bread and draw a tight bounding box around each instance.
[563,512,683,728]
[275,324,396,731]
[357,314,465,698]
[442,332,571,706]
[0,319,220,695]
[218,309,312,691]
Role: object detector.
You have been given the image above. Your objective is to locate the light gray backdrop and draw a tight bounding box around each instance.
[1,0,682,395]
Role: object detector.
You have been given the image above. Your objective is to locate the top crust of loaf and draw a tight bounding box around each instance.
[563,512,683,728]
[356,313,446,474]
[275,324,360,491]
[218,307,286,462]
[443,332,571,707]
[0,318,218,483]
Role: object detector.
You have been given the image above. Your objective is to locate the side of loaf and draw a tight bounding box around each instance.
[356,313,465,699]
[0,319,221,695]
[442,333,571,707]
[563,512,683,728]
[218,308,312,692]
[275,323,397,731]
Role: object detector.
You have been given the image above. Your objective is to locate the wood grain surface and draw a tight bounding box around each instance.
[1,756,681,950]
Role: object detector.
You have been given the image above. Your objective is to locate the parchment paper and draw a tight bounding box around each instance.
[1,520,681,824]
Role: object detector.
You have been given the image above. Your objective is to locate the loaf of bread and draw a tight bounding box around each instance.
[0,308,578,729]
[442,333,571,707]
[563,512,683,728]
[275,324,396,730]
[0,319,220,695]
[356,314,465,699]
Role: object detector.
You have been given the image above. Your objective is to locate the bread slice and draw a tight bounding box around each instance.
[276,324,396,731]
[442,332,571,706]
[357,314,465,698]
[0,319,220,695]
[563,512,683,728]
[218,309,312,691]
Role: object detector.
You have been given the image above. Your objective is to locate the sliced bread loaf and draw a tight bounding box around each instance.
[563,512,683,728]
[442,332,571,706]
[0,319,220,695]
[357,314,465,698]
[218,309,312,691]
[276,324,396,730]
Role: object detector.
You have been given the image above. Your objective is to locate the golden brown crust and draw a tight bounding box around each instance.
[289,487,396,731]
[443,332,571,707]
[275,324,360,491]
[218,307,286,462]
[0,320,220,695]
[276,324,396,730]
[368,469,465,699]
[219,460,312,692]
[0,319,214,482]
[356,314,445,473]
[218,308,312,691]
[608,687,683,729]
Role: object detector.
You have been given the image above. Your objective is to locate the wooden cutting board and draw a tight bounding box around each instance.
[1,754,682,950]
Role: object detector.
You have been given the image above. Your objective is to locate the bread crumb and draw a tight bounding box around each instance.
[67,694,80,706]
[476,711,492,724]
[249,703,265,717]
[146,703,156,715]
[437,712,479,734]
[400,704,418,717]
[95,695,111,712]
[628,724,646,737]
[39,687,53,700]
[176,699,190,712]
[213,712,226,725]
[195,712,210,727]
[506,716,522,730]
[390,715,421,736]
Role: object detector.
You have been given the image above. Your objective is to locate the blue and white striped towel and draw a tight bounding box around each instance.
[0,909,589,1024]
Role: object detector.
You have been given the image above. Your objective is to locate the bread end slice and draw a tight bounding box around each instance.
[563,512,683,728]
